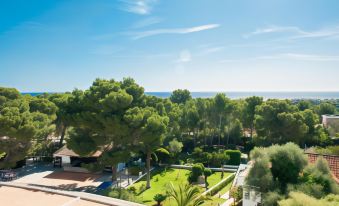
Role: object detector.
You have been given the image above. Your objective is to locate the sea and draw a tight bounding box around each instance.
[22,92,339,100]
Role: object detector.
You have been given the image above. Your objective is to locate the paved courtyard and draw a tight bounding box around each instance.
[12,162,141,192]
[12,162,111,192]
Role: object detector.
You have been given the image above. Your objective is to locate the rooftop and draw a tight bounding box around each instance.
[322,114,339,119]
[53,146,102,158]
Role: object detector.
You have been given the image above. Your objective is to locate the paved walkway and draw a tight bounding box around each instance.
[0,182,145,206]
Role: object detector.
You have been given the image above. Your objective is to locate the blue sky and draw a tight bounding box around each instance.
[1,0,339,92]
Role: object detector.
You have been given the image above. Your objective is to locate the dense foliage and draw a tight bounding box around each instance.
[1,77,338,203]
[0,87,57,168]
[225,150,241,165]
[246,143,339,205]
[188,163,205,183]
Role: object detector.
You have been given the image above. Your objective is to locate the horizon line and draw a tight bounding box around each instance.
[21,91,339,93]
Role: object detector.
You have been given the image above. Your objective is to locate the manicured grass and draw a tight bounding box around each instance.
[129,168,231,206]
[207,172,231,188]
[131,168,190,205]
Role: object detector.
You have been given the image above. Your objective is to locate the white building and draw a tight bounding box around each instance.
[322,115,339,137]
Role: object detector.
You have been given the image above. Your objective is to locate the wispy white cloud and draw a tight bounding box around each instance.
[131,17,162,28]
[243,25,306,38]
[119,0,158,15]
[128,24,220,40]
[244,25,339,39]
[177,50,191,62]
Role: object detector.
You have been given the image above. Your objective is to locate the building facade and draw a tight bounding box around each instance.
[322,115,339,137]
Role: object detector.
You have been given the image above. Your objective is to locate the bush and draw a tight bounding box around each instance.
[300,157,339,195]
[225,150,241,165]
[153,193,167,206]
[102,188,142,203]
[204,168,212,189]
[289,183,325,199]
[263,191,284,206]
[279,192,339,206]
[230,186,243,203]
[210,152,228,167]
[127,186,137,194]
[188,163,205,183]
[155,148,170,163]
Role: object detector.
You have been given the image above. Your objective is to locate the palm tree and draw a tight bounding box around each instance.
[167,182,209,206]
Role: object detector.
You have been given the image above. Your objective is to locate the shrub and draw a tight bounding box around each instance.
[263,191,284,206]
[168,138,183,156]
[225,150,241,165]
[155,148,170,163]
[301,157,339,195]
[127,186,137,194]
[153,193,167,206]
[192,147,203,159]
[268,143,308,187]
[279,192,339,206]
[102,188,142,203]
[203,168,212,189]
[210,152,228,167]
[230,186,243,203]
[188,163,205,183]
[289,183,325,199]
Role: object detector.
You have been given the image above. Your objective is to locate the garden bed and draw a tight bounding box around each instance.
[129,167,232,205]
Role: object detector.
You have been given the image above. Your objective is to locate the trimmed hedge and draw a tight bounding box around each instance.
[225,150,241,165]
[205,173,235,196]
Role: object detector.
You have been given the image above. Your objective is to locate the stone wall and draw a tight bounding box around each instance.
[306,152,339,180]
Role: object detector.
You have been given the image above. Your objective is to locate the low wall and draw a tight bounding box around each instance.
[63,166,90,173]
[305,152,339,180]
[201,173,235,196]
[159,164,238,172]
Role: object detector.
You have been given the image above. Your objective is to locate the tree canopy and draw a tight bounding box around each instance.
[0,87,57,168]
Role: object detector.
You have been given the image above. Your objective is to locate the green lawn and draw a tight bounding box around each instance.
[129,168,232,206]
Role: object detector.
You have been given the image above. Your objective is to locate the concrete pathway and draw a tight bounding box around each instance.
[0,181,145,206]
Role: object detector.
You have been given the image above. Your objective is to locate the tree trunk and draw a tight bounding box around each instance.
[205,176,208,190]
[111,165,117,181]
[146,150,151,189]
[227,130,230,147]
[219,115,222,146]
[193,130,196,147]
[58,126,67,148]
[250,123,253,138]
